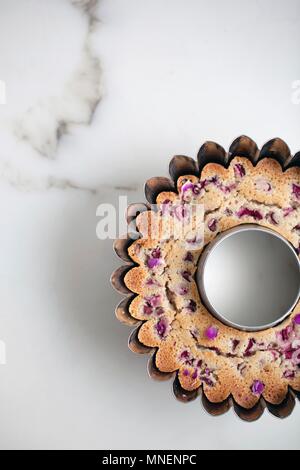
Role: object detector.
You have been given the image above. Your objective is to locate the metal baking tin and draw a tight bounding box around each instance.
[197,224,300,331]
[111,136,300,421]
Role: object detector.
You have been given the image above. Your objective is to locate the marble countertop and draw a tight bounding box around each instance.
[0,0,299,449]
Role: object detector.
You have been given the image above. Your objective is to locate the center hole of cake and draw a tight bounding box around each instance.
[198,227,300,330]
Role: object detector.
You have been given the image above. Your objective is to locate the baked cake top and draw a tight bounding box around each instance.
[113,137,300,416]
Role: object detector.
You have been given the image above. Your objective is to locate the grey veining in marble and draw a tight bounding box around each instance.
[14,0,102,159]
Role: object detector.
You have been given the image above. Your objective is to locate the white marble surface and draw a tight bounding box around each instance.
[0,0,300,450]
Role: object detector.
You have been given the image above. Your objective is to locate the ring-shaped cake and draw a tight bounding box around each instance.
[111,136,300,421]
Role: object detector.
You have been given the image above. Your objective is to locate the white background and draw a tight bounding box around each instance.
[0,0,299,449]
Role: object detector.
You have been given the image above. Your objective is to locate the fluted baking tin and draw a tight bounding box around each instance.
[111,136,300,421]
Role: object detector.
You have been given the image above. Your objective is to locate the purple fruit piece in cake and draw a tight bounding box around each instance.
[181,270,192,282]
[237,207,263,221]
[187,299,197,312]
[292,349,300,365]
[143,304,153,315]
[190,329,199,341]
[181,182,194,193]
[294,314,300,325]
[234,164,246,178]
[276,325,293,343]
[284,348,293,360]
[283,207,294,217]
[181,181,203,197]
[180,350,194,366]
[192,184,202,195]
[244,338,256,356]
[146,294,161,307]
[161,199,172,215]
[224,208,233,216]
[208,218,217,232]
[266,211,279,225]
[147,257,160,269]
[155,318,168,338]
[199,179,209,190]
[186,235,202,246]
[184,251,194,262]
[292,183,300,200]
[251,380,265,395]
[201,377,214,387]
[283,370,295,379]
[177,284,189,295]
[210,346,221,355]
[219,182,237,194]
[155,307,164,316]
[232,339,240,351]
[205,326,218,340]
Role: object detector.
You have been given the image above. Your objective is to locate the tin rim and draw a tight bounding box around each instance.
[197,224,300,331]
